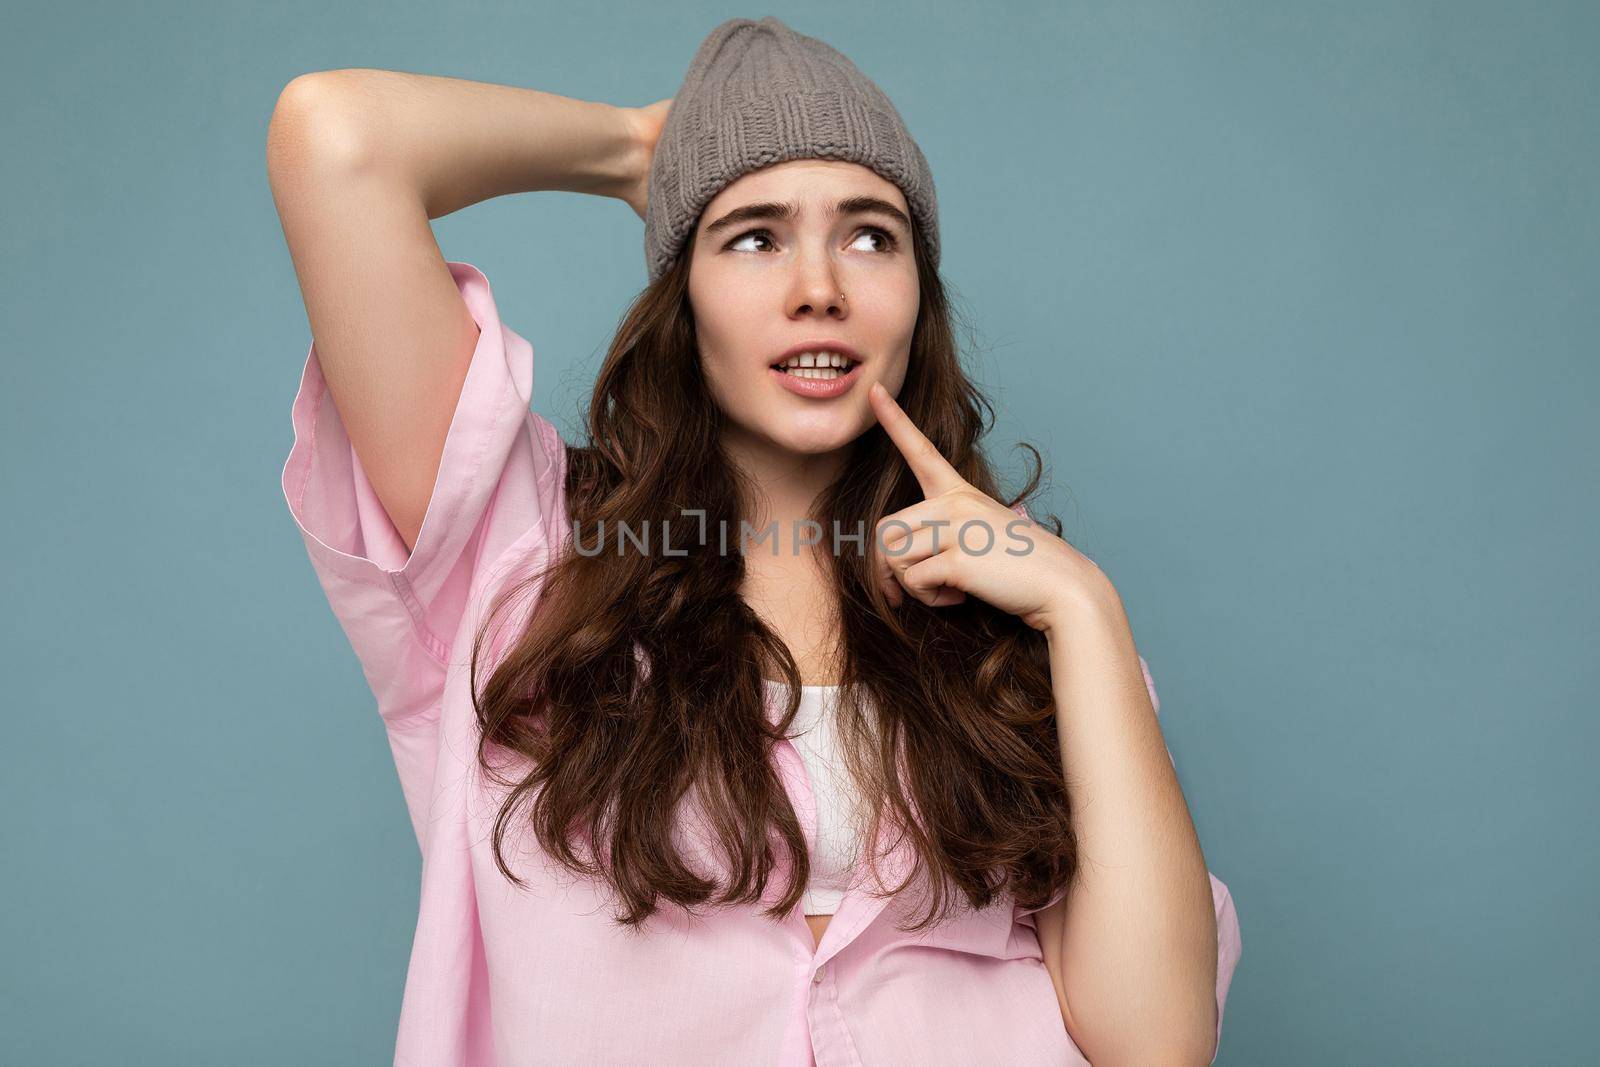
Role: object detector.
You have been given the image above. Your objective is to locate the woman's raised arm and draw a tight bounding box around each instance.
[264,69,650,551]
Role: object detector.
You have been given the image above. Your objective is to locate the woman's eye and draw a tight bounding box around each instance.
[851,227,898,253]
[727,229,777,253]
[725,227,899,254]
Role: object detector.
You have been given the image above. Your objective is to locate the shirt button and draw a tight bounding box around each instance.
[812,965,826,984]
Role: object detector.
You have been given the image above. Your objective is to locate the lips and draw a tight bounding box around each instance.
[768,360,863,399]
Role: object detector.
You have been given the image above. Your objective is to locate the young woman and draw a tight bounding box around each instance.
[269,17,1240,1067]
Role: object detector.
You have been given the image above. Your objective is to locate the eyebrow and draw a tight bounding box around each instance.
[702,195,912,239]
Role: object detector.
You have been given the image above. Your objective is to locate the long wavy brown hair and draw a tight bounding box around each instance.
[467,217,1078,933]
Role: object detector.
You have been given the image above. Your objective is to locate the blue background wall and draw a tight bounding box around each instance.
[3,2,1594,1062]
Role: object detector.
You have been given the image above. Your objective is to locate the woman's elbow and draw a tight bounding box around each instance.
[267,72,374,180]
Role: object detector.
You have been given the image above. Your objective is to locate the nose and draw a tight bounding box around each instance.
[788,259,847,319]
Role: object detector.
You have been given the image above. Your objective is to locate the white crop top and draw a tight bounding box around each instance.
[762,680,866,916]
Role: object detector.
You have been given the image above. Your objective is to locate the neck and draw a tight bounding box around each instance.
[722,423,853,688]
[721,425,853,543]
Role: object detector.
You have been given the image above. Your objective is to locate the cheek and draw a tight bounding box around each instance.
[698,352,764,422]
[697,354,733,404]
[879,358,911,398]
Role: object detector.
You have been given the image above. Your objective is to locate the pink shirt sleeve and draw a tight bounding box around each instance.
[279,260,566,845]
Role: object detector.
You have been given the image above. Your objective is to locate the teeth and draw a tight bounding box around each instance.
[776,351,855,373]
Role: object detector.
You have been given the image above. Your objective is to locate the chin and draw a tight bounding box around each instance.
[764,424,861,458]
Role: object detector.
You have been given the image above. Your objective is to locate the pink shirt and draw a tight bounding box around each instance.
[280,261,1242,1066]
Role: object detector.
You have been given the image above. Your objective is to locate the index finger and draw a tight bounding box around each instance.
[869,381,966,497]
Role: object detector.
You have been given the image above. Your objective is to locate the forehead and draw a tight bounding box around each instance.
[697,159,908,225]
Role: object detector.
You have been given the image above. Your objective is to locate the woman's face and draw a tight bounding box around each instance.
[687,159,919,464]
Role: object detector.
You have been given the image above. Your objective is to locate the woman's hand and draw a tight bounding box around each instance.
[617,98,673,220]
[868,381,1114,634]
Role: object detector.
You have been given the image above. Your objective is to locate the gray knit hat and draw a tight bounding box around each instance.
[644,15,939,284]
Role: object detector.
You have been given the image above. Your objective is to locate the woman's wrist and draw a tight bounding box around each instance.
[605,104,657,205]
[566,100,649,201]
[1037,566,1127,645]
